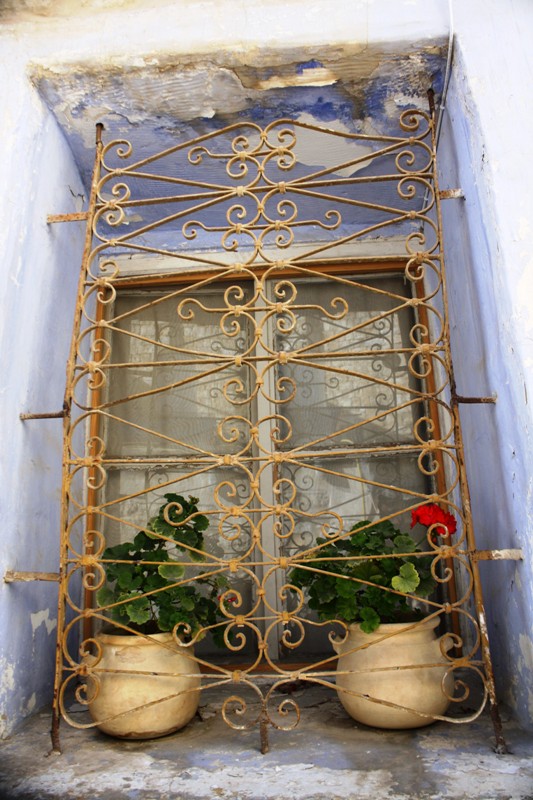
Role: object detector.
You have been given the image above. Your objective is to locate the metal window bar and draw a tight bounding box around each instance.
[26,110,511,754]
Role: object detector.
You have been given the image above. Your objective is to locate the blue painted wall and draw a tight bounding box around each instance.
[0,55,86,736]
[438,35,533,729]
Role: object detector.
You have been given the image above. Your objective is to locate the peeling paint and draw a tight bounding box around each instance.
[31,41,446,188]
[0,658,15,692]
[25,693,36,714]
[0,658,16,739]
[518,633,533,673]
[2,686,533,800]
[30,609,57,636]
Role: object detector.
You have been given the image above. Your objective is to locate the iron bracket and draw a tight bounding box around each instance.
[20,402,69,421]
[4,570,60,583]
[472,549,523,562]
[453,394,497,404]
[47,212,91,224]
[439,189,465,200]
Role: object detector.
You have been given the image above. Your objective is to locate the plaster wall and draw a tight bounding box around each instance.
[1,0,532,738]
[437,0,533,729]
[0,42,86,737]
[0,0,448,55]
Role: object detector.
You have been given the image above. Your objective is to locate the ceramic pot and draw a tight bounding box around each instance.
[86,631,201,739]
[332,618,454,729]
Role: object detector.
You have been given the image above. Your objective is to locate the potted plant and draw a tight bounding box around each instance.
[87,494,228,739]
[288,503,458,729]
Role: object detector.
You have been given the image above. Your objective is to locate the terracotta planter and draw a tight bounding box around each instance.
[332,618,454,729]
[86,631,201,739]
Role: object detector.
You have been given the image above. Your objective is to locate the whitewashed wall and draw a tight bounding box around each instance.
[0,39,86,736]
[438,0,533,729]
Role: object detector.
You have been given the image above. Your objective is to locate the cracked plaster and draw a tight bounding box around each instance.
[30,609,57,637]
[1,686,533,800]
[31,43,446,190]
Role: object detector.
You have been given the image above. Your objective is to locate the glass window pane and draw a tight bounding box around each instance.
[103,285,253,457]
[274,276,422,450]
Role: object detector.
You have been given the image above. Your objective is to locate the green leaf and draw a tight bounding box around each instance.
[143,549,168,562]
[148,516,175,539]
[157,606,186,632]
[335,576,358,598]
[362,586,396,618]
[313,583,337,603]
[124,596,152,626]
[115,563,136,591]
[391,562,421,594]
[416,573,436,598]
[194,514,209,532]
[378,557,398,577]
[179,594,196,612]
[145,517,162,539]
[95,586,114,609]
[158,562,185,581]
[133,531,157,550]
[145,571,168,591]
[359,606,381,633]
[349,520,370,534]
[348,530,367,548]
[393,534,417,553]
[352,561,378,582]
[103,542,133,560]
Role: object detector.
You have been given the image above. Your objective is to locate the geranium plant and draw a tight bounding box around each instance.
[411,503,457,541]
[288,503,457,633]
[96,493,229,643]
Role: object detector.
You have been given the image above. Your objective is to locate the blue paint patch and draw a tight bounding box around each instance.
[363,75,421,136]
[296,59,324,74]
[361,51,445,134]
[236,85,357,130]
[421,52,446,97]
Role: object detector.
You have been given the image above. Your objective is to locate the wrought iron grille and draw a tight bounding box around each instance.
[51,109,504,752]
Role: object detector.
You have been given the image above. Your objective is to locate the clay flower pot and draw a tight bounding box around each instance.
[86,631,201,739]
[332,617,454,729]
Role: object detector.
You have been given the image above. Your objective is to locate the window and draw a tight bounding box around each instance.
[95,265,428,659]
[55,113,496,748]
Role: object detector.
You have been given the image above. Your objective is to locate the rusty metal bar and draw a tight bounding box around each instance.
[4,570,60,583]
[82,285,108,644]
[20,406,69,421]
[47,212,91,224]
[453,395,497,404]
[51,121,104,756]
[427,87,436,117]
[473,549,523,561]
[414,276,462,654]
[439,189,465,200]
[260,708,270,754]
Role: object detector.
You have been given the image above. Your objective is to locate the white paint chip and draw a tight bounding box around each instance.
[0,659,15,692]
[26,693,36,713]
[30,609,57,636]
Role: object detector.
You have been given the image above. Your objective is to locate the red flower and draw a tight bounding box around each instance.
[411,503,457,537]
[219,593,238,605]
